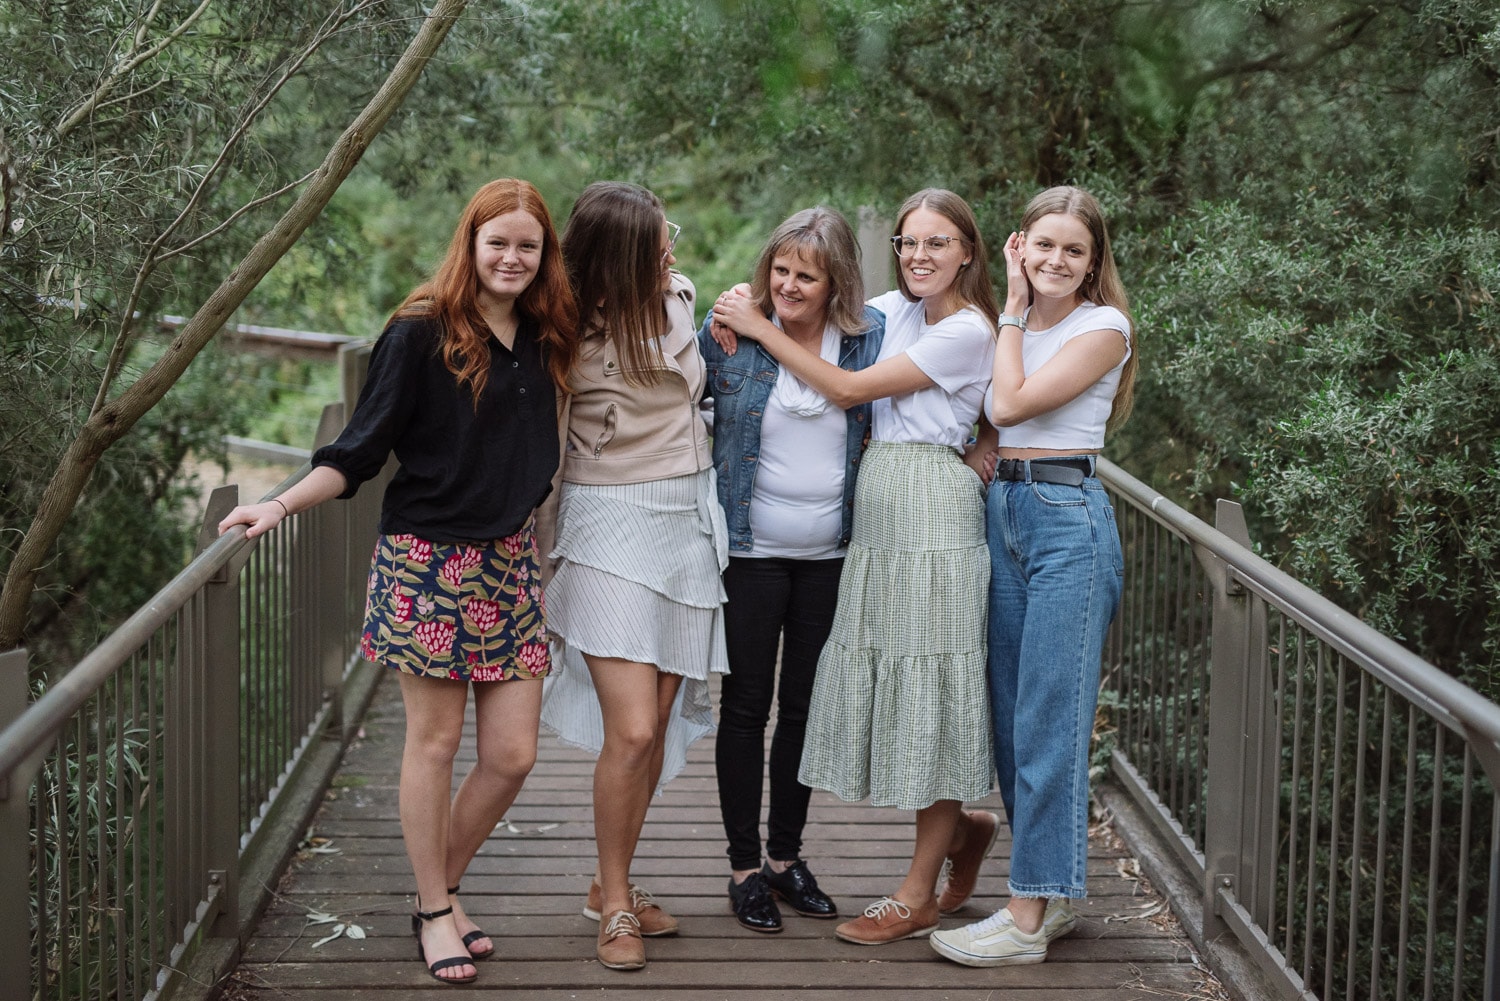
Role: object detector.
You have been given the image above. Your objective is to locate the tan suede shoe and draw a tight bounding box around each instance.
[937,810,1001,913]
[595,909,645,970]
[834,896,940,945]
[584,880,680,937]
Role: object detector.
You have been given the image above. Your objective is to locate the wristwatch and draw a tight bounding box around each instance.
[998,314,1026,330]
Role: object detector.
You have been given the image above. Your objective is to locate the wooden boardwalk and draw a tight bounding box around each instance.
[225,673,1215,999]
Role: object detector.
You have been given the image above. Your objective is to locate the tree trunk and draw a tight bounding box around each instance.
[0,0,469,651]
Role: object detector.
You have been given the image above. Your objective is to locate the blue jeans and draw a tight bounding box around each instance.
[985,471,1122,898]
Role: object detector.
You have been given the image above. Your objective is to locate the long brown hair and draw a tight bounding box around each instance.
[561,181,671,387]
[394,178,578,402]
[891,188,1000,329]
[749,206,870,337]
[1019,185,1137,432]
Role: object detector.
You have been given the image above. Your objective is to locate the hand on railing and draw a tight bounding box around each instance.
[218,499,289,539]
[216,465,350,540]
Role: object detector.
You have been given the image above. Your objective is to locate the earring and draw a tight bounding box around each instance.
[961,260,971,268]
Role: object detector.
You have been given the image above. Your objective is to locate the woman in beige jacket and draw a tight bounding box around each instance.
[539,181,728,971]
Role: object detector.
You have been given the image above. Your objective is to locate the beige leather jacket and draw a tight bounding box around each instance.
[561,272,711,486]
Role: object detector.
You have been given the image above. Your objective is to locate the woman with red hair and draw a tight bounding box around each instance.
[219,178,577,986]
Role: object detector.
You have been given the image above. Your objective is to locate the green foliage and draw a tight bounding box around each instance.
[0,0,437,668]
[11,0,1497,681]
[239,0,1498,685]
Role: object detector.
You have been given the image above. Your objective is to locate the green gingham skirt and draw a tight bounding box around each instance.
[797,441,993,810]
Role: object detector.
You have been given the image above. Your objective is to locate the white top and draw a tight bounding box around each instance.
[868,290,996,451]
[748,391,847,558]
[989,301,1131,450]
[747,326,846,558]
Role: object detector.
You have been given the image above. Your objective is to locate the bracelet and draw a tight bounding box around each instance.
[998,313,1026,331]
[272,498,289,519]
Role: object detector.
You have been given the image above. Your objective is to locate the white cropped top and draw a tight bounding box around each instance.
[989,301,1131,450]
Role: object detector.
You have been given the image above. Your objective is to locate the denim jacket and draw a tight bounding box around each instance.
[697,305,886,553]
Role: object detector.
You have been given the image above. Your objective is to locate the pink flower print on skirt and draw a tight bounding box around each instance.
[360,520,551,681]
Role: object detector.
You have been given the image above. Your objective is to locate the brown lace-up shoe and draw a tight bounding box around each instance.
[834,896,940,945]
[584,880,680,937]
[937,809,1000,913]
[596,909,645,970]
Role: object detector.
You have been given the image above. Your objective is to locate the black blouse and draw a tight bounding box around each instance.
[312,315,558,543]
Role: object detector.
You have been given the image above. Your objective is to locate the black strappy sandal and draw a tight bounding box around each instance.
[449,884,494,961]
[412,899,478,985]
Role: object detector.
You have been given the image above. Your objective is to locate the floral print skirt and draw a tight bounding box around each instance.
[359,524,552,682]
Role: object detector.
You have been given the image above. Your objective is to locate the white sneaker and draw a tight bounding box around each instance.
[1043,898,1078,941]
[929,907,1048,967]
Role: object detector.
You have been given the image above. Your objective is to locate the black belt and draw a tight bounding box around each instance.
[991,456,1096,487]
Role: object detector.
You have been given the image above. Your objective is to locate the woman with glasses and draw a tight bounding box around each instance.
[539,181,727,972]
[219,179,577,985]
[698,207,885,934]
[930,186,1135,968]
[712,188,998,946]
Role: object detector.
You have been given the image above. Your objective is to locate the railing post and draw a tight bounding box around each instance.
[315,396,352,735]
[198,487,243,937]
[1489,797,1499,1001]
[0,648,33,990]
[1201,500,1255,940]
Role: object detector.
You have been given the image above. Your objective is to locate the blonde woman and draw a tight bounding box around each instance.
[713,188,998,946]
[931,185,1136,967]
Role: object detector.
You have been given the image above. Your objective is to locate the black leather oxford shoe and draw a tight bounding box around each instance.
[761,860,837,918]
[727,871,783,933]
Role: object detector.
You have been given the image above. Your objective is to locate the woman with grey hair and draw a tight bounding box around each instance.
[699,207,885,934]
[712,188,999,947]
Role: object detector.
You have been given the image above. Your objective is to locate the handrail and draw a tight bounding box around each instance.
[1098,454,1499,1001]
[0,528,248,784]
[0,351,382,1001]
[1099,456,1500,761]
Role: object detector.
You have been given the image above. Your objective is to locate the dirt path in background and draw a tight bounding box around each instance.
[183,454,303,530]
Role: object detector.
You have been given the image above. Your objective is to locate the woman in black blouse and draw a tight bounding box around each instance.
[218,178,578,986]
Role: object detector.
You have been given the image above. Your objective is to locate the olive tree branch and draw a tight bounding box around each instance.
[91,0,380,416]
[159,170,318,263]
[0,0,470,651]
[55,0,215,141]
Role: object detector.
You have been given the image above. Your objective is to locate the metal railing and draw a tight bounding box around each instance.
[0,343,384,1001]
[4,346,1498,1001]
[1100,457,1500,1001]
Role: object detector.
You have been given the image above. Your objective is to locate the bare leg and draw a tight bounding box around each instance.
[645,670,684,803]
[444,677,544,953]
[894,799,962,909]
[1005,895,1047,934]
[396,672,476,982]
[585,655,678,917]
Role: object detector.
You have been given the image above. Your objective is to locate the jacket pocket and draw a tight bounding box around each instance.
[713,368,751,395]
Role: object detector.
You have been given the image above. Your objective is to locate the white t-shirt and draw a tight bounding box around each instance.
[988,301,1131,450]
[747,390,847,558]
[867,290,996,450]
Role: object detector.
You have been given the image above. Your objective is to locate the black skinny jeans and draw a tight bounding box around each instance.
[715,554,844,871]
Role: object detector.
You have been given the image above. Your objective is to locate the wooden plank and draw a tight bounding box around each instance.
[248,909,1180,941]
[224,991,1203,1001]
[221,672,1210,998]
[243,934,1195,964]
[239,959,1203,990]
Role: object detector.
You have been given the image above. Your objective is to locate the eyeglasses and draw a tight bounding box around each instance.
[891,235,966,257]
[663,221,682,265]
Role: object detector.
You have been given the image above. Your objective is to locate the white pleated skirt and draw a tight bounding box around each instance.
[540,469,729,789]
